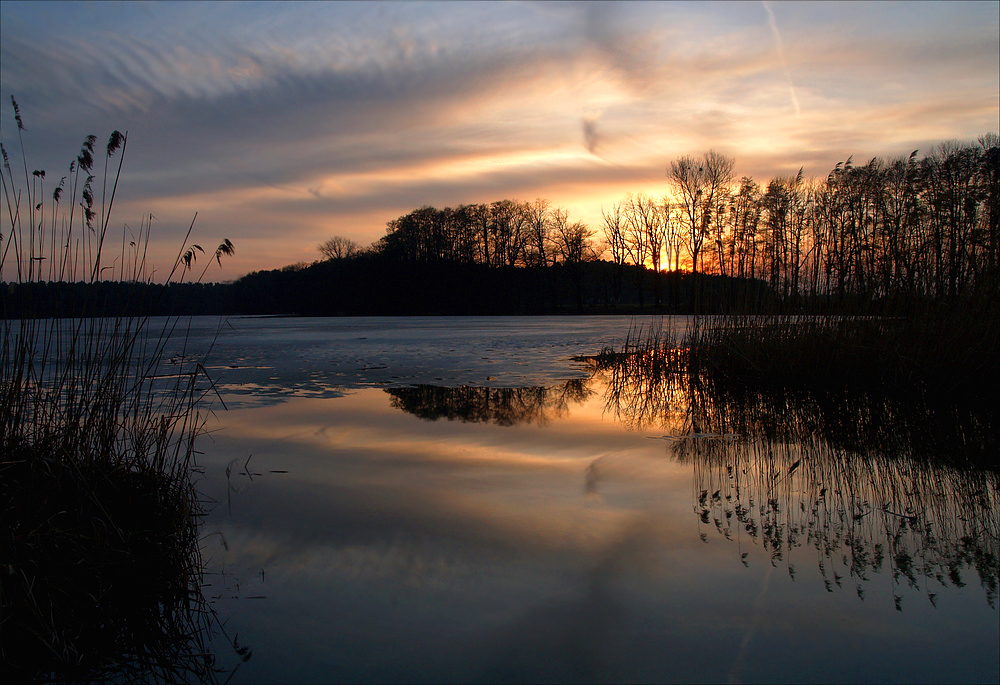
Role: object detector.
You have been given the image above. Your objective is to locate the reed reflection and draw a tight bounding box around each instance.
[593,350,999,610]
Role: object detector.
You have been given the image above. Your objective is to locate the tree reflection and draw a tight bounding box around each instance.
[595,352,999,610]
[385,380,593,427]
[384,354,998,610]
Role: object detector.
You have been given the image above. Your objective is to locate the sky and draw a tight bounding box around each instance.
[1,1,997,281]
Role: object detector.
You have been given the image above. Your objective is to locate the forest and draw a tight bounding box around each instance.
[3,134,996,317]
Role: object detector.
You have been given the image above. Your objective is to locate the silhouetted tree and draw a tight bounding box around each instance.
[669,150,735,274]
[601,200,628,307]
[318,235,360,260]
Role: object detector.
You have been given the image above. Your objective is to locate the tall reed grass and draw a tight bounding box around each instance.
[1,98,235,680]
[595,295,999,402]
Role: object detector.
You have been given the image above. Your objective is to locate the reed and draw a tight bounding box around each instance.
[1,98,235,681]
[593,293,998,404]
[683,299,998,397]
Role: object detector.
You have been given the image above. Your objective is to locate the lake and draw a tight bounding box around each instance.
[178,316,997,684]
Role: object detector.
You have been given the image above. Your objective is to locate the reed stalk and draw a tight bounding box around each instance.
[1,97,235,682]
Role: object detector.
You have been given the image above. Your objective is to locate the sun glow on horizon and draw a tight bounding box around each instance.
[306,145,608,201]
[1,1,994,278]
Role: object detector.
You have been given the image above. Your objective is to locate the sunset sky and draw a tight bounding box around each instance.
[1,1,997,281]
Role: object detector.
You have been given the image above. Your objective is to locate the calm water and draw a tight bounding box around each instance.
[180,316,997,684]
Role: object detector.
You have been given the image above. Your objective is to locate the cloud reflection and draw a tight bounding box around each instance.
[200,368,999,680]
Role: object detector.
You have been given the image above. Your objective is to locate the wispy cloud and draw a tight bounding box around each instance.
[2,1,995,278]
[762,1,801,116]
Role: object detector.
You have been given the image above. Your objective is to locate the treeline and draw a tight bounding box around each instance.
[225,256,767,316]
[3,256,768,318]
[5,134,996,318]
[1,281,232,318]
[376,199,595,269]
[223,194,775,316]
[611,136,999,306]
[304,133,999,313]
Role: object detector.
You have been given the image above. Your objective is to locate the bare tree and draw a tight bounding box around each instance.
[551,209,596,310]
[661,195,687,272]
[601,201,628,306]
[668,150,735,273]
[551,210,596,264]
[726,177,762,280]
[619,194,650,308]
[632,192,668,305]
[318,235,361,260]
[488,199,527,267]
[602,201,627,264]
[526,198,554,267]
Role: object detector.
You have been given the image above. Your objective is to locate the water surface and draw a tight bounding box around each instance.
[189,316,997,684]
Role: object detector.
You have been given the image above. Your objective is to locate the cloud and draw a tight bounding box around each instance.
[2,1,996,278]
[762,1,801,116]
[582,115,601,155]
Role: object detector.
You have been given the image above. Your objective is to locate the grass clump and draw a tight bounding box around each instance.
[1,98,235,681]
[681,302,999,397]
[1,454,212,680]
[596,297,998,402]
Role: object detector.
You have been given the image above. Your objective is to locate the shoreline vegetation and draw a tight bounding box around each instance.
[1,100,238,680]
[592,296,998,400]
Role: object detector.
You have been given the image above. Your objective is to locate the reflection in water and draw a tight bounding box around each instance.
[684,434,998,610]
[162,318,996,681]
[594,351,999,610]
[385,380,594,426]
[387,358,999,610]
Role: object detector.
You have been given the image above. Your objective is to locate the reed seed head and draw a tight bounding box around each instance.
[77,136,97,172]
[106,130,124,157]
[214,238,235,265]
[11,95,24,130]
